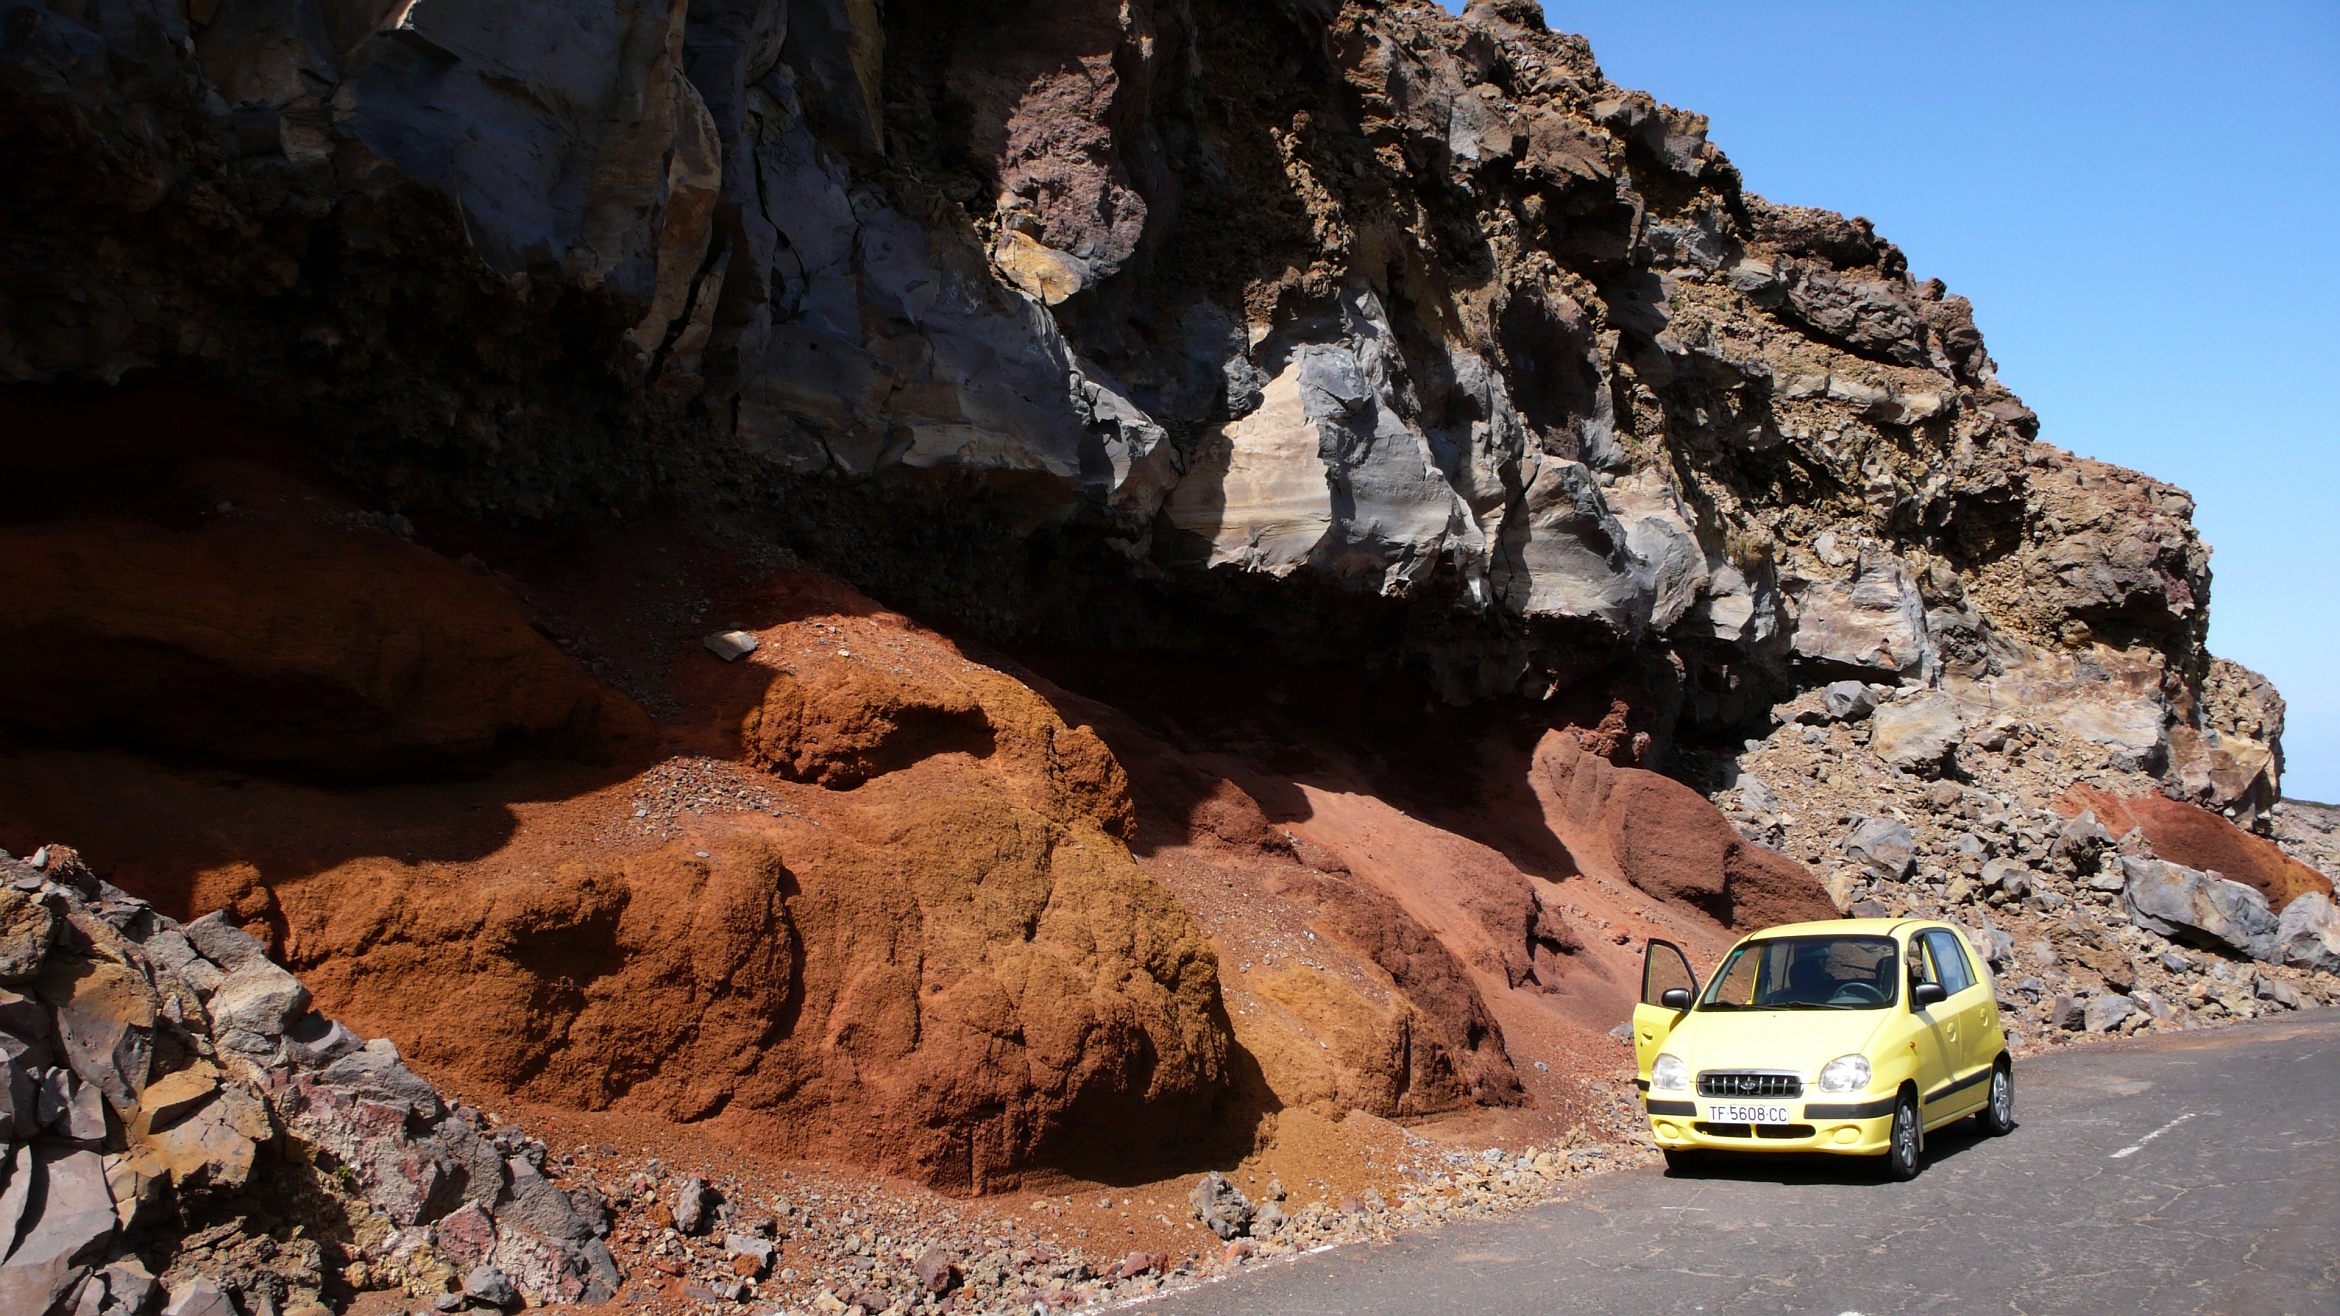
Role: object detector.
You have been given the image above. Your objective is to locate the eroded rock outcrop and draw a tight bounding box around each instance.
[0,0,2284,825]
[0,846,618,1315]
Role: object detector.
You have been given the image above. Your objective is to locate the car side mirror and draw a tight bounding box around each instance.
[1660,988,1692,1011]
[1912,981,1947,1009]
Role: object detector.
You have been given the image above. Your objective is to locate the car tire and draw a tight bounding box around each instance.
[1878,1092,1922,1181]
[1661,1148,1703,1175]
[1977,1061,2015,1136]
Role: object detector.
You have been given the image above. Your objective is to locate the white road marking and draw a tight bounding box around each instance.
[2109,1112,2195,1159]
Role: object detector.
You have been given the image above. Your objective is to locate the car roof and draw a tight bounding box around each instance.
[1739,917,1939,939]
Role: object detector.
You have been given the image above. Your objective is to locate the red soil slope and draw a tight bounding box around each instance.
[0,406,1834,1191]
[2060,784,2332,910]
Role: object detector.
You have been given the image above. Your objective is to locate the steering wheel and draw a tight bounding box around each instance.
[1828,981,1887,1006]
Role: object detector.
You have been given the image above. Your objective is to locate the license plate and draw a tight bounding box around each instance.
[1706,1101,1794,1125]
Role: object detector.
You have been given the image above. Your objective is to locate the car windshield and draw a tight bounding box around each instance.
[1697,935,1900,1011]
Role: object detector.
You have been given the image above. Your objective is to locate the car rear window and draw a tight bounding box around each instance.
[1698,935,1901,1011]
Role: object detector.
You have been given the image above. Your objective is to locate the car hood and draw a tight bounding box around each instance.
[1669,1007,1889,1076]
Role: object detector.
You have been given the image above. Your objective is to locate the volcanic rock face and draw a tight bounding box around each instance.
[0,846,619,1315]
[0,1,2329,1306]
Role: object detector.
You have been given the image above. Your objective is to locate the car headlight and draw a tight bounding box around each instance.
[1816,1054,1871,1094]
[1651,1053,1689,1092]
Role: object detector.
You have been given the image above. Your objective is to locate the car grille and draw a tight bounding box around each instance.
[1696,1070,1803,1099]
[1697,1122,1817,1140]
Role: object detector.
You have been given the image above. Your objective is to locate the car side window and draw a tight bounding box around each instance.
[1921,930,1975,996]
[1909,937,1938,986]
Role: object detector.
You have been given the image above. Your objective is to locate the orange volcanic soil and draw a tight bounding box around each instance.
[0,396,1833,1204]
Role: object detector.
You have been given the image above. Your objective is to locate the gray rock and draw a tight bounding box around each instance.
[1841,817,1917,881]
[314,1043,445,1119]
[2273,891,2340,973]
[38,1067,107,1145]
[180,913,266,972]
[1826,680,1887,722]
[2,1146,116,1305]
[0,1143,35,1270]
[2083,994,2135,1033]
[2121,857,2277,961]
[160,1279,237,1316]
[2252,975,2303,1010]
[2048,995,2085,1031]
[496,1157,597,1245]
[726,1233,774,1269]
[671,1175,712,1235]
[1869,690,1964,773]
[206,959,312,1059]
[465,1263,519,1310]
[1188,1171,1255,1240]
[2052,810,2114,868]
[1786,552,1932,678]
[1980,859,2032,900]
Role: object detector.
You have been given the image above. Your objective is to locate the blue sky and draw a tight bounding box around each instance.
[1479,2,2338,801]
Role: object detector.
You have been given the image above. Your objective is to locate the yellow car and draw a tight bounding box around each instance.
[1633,918,2013,1179]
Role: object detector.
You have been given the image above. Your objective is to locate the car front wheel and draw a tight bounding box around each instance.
[1878,1092,1922,1181]
[1978,1062,2015,1136]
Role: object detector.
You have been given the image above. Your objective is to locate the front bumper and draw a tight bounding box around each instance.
[1644,1094,1897,1156]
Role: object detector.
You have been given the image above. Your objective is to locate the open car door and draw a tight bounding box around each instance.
[1634,939,1699,1086]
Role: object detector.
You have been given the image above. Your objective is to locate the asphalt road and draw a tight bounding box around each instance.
[1134,1010,2340,1316]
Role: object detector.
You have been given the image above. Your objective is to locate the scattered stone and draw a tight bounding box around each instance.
[672,1175,714,1235]
[703,630,761,662]
[1817,681,1884,723]
[465,1264,520,1310]
[1869,691,1964,773]
[1188,1172,1255,1241]
[1841,817,1917,881]
[2083,994,2135,1033]
[2252,975,2302,1010]
[913,1244,957,1294]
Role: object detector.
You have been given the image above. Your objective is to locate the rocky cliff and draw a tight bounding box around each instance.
[0,0,2284,812]
[0,1,2331,1311]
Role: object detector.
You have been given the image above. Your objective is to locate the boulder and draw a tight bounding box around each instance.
[2121,857,2278,961]
[1869,691,1964,773]
[2274,892,2340,973]
[2083,994,2135,1033]
[1841,817,1917,881]
[1980,859,2032,900]
[1818,680,1884,722]
[2252,975,2303,1010]
[205,960,312,1060]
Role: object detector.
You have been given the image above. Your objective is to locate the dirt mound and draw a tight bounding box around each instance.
[1537,736,1839,929]
[2060,784,2333,910]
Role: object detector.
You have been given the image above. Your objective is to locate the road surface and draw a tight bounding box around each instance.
[1135,1009,2340,1315]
